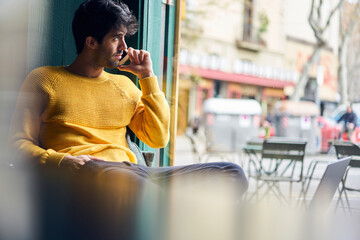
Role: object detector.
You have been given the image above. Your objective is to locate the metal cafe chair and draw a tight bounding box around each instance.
[243,138,264,177]
[247,138,307,204]
[333,141,360,214]
[301,141,360,212]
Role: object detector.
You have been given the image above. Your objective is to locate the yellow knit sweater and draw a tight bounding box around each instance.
[9,66,170,166]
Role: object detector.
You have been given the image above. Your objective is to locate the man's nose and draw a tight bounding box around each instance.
[118,38,127,51]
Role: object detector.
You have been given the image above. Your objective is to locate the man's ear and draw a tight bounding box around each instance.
[85,36,98,50]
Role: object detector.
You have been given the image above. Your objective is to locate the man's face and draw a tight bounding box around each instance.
[347,107,352,113]
[95,26,128,69]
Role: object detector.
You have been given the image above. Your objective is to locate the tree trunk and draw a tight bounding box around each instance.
[337,1,360,105]
[290,45,321,101]
[291,0,344,101]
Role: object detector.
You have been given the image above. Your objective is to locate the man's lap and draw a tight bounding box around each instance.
[79,160,248,193]
[35,160,248,239]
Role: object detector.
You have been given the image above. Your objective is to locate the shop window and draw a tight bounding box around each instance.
[243,0,253,41]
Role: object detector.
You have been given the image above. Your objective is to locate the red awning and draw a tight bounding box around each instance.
[179,65,295,88]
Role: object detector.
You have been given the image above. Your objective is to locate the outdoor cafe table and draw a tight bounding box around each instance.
[243,137,307,203]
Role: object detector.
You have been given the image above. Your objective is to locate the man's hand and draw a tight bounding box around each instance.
[59,155,105,172]
[117,47,154,79]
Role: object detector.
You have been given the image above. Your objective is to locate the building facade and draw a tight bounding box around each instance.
[178,0,340,134]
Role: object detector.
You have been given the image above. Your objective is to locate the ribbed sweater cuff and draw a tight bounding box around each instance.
[139,76,161,96]
[46,151,69,167]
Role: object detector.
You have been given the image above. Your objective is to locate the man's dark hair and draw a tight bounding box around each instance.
[73,0,139,54]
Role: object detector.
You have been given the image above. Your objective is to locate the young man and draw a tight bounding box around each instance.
[9,0,248,238]
[10,0,168,170]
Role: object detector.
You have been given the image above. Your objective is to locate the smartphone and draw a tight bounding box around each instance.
[118,51,129,66]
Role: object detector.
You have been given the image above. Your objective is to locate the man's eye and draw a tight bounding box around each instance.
[114,36,124,41]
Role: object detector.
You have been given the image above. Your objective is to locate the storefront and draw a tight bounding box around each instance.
[179,64,293,121]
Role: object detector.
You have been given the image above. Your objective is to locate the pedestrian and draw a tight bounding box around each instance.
[337,105,357,140]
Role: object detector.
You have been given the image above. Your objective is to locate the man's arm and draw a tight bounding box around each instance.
[127,78,170,148]
[8,68,103,170]
[337,113,345,123]
[118,48,170,148]
[8,69,68,166]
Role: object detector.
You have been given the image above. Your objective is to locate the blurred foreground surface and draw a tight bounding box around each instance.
[1,137,360,240]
